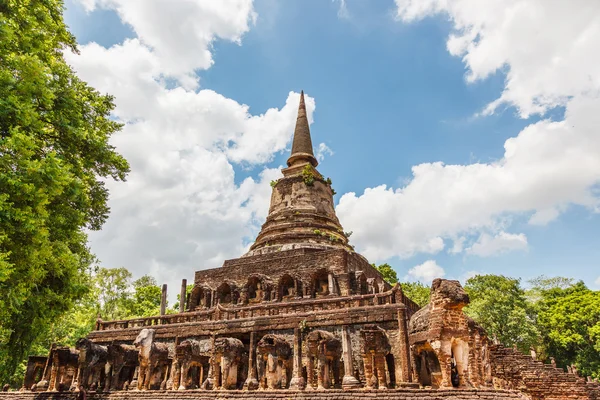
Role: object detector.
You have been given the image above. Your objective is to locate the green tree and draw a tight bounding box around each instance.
[95,267,133,320]
[464,275,539,353]
[373,263,398,284]
[535,281,600,379]
[0,0,128,381]
[128,275,162,317]
[526,275,574,303]
[401,281,430,307]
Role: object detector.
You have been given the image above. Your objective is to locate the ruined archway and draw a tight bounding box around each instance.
[312,269,329,297]
[217,282,233,305]
[246,276,265,303]
[278,274,296,300]
[356,273,368,295]
[189,285,212,310]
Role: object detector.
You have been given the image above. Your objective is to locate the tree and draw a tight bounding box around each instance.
[129,276,162,317]
[526,275,574,303]
[464,275,539,353]
[95,267,133,320]
[534,281,600,379]
[373,263,398,284]
[0,0,128,382]
[401,281,430,307]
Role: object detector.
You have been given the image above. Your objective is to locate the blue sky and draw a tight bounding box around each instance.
[63,0,600,293]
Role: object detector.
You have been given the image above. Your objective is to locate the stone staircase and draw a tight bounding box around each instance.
[490,345,600,400]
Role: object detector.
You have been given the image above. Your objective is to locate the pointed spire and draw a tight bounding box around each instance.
[287,90,318,167]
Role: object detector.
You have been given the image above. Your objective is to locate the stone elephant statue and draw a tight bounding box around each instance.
[106,343,138,390]
[133,328,172,390]
[256,334,292,389]
[213,337,245,390]
[174,338,211,390]
[75,338,108,390]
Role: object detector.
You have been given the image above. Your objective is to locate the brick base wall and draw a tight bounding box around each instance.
[0,389,527,400]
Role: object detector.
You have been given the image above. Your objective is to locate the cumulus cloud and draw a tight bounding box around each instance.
[336,1,600,262]
[406,260,445,283]
[66,0,307,299]
[466,232,528,257]
[395,0,600,118]
[78,0,256,89]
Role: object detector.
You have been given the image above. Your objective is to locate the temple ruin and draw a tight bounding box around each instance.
[4,92,599,400]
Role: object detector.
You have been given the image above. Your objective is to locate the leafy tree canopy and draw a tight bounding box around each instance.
[464,274,539,354]
[534,281,600,379]
[373,263,398,284]
[401,281,431,307]
[0,0,129,382]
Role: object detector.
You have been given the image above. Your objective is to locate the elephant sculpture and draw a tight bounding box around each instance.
[75,338,108,390]
[256,334,292,389]
[306,330,342,389]
[360,325,391,389]
[213,337,245,390]
[133,328,172,390]
[106,343,138,390]
[174,339,211,390]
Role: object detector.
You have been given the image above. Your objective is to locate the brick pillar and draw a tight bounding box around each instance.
[48,351,60,391]
[179,279,187,313]
[243,331,259,390]
[397,308,412,382]
[160,284,167,316]
[341,326,361,389]
[289,328,306,390]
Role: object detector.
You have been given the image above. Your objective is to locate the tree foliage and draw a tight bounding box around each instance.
[401,281,431,307]
[373,263,398,284]
[533,281,600,379]
[464,275,539,353]
[0,0,129,381]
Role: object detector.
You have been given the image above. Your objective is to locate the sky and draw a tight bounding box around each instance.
[62,0,600,300]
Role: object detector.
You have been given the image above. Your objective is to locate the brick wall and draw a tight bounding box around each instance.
[0,388,528,400]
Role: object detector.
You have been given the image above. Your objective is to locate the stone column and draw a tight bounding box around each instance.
[397,308,412,382]
[243,331,259,390]
[375,355,387,389]
[179,279,187,313]
[289,328,306,390]
[327,273,336,295]
[48,352,59,391]
[363,353,374,389]
[341,326,361,389]
[160,284,167,316]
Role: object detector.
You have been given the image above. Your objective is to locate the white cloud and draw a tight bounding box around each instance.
[336,1,600,262]
[466,231,528,257]
[65,1,310,301]
[395,0,600,118]
[406,260,445,283]
[449,236,465,254]
[78,0,256,89]
[316,142,334,162]
[595,276,600,287]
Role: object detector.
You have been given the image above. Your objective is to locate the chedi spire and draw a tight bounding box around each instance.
[287,91,318,168]
[244,91,352,257]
